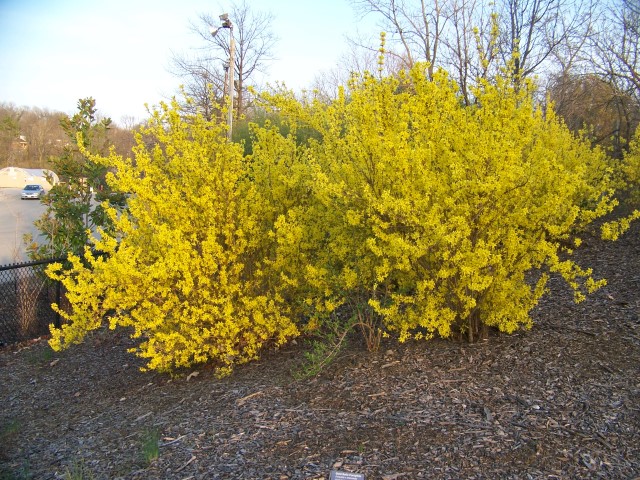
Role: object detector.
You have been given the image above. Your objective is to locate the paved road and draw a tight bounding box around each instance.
[0,188,48,265]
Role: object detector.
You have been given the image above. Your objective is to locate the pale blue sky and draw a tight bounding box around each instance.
[0,0,377,124]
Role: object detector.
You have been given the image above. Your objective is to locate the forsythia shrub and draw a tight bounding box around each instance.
[622,128,640,199]
[47,100,298,376]
[601,126,640,240]
[257,65,618,342]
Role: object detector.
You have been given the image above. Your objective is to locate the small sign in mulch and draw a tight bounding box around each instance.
[329,471,365,480]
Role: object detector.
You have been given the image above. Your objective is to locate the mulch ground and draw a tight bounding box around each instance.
[1,216,639,480]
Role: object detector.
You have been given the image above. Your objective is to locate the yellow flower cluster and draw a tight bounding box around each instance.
[601,128,640,239]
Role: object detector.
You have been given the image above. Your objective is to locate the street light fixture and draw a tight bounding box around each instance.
[210,13,235,140]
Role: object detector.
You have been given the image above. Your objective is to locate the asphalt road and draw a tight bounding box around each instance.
[0,188,48,265]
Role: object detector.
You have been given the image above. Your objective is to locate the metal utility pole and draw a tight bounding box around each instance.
[211,13,235,140]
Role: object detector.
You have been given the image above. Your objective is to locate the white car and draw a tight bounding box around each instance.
[21,184,45,200]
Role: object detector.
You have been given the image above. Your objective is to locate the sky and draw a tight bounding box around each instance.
[0,0,378,125]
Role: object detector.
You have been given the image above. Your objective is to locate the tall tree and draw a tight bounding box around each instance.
[170,1,278,122]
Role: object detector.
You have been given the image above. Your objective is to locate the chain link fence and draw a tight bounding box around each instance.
[0,258,66,346]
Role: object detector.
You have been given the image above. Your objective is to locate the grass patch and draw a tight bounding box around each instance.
[24,345,55,366]
[0,419,21,464]
[141,428,160,465]
[62,459,94,480]
[0,461,30,480]
[0,419,20,440]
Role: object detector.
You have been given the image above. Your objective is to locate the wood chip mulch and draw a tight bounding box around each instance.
[1,216,639,480]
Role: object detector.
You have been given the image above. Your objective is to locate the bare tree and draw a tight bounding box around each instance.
[0,103,22,168]
[0,105,68,169]
[169,51,225,120]
[591,0,640,101]
[548,72,639,155]
[21,108,65,168]
[348,0,594,99]
[351,0,450,79]
[311,35,406,101]
[438,0,501,104]
[556,0,639,155]
[170,1,278,120]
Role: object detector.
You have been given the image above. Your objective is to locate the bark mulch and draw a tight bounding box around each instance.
[1,217,639,480]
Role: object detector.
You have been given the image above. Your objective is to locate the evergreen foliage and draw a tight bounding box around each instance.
[25,98,125,260]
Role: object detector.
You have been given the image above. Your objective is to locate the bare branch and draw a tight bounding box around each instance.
[169,0,278,118]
